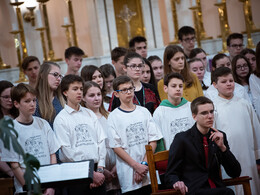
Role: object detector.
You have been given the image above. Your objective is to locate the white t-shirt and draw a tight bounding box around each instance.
[249,74,260,120]
[203,71,211,87]
[1,116,60,193]
[53,104,106,167]
[107,105,163,193]
[153,101,195,150]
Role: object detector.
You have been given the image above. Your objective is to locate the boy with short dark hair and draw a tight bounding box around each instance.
[64,46,85,75]
[108,75,162,194]
[226,33,244,60]
[21,56,40,88]
[153,73,194,151]
[53,74,107,194]
[1,83,59,194]
[129,36,147,58]
[212,67,260,195]
[178,26,196,58]
[111,47,128,77]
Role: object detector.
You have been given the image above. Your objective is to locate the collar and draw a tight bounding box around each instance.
[160,98,188,108]
[64,104,83,114]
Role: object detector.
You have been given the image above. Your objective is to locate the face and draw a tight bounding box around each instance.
[215,57,231,70]
[180,34,196,53]
[83,86,102,111]
[213,74,235,99]
[63,82,83,106]
[195,52,207,69]
[114,82,135,104]
[24,60,40,83]
[193,103,214,130]
[14,92,36,116]
[236,58,249,79]
[245,53,256,71]
[151,60,164,81]
[228,38,244,58]
[124,58,144,81]
[164,78,183,101]
[48,65,62,91]
[104,74,115,94]
[134,42,147,58]
[189,61,205,81]
[66,55,83,73]
[92,70,103,89]
[169,52,185,73]
[0,88,13,111]
[141,64,151,83]
[113,56,125,76]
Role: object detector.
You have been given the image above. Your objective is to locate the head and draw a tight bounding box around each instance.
[189,48,207,69]
[141,58,156,86]
[240,48,256,71]
[11,83,37,117]
[211,53,231,71]
[178,26,196,56]
[100,64,116,94]
[212,67,235,99]
[191,96,214,131]
[65,46,85,74]
[188,58,205,82]
[163,73,184,102]
[61,74,83,104]
[123,52,144,81]
[81,65,104,89]
[232,54,251,85]
[113,76,135,104]
[227,33,244,59]
[111,47,128,76]
[129,36,147,58]
[147,55,164,82]
[22,56,40,85]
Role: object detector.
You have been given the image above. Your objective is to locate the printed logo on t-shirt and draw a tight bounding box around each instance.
[170,117,190,135]
[126,122,147,147]
[75,124,94,147]
[25,135,45,158]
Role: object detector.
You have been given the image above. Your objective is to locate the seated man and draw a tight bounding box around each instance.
[227,33,244,61]
[165,96,241,195]
[178,26,196,59]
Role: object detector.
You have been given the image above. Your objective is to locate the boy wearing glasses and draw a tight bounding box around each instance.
[109,52,160,114]
[227,33,244,61]
[212,67,260,195]
[107,75,162,194]
[178,26,196,59]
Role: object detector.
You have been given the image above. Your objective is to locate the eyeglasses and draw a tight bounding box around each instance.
[236,64,248,70]
[0,95,11,100]
[183,36,196,43]
[116,86,135,94]
[126,64,144,70]
[49,72,63,79]
[230,44,244,48]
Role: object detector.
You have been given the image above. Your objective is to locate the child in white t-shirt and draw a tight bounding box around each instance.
[108,76,163,194]
[1,83,59,194]
[53,75,107,195]
[153,73,194,151]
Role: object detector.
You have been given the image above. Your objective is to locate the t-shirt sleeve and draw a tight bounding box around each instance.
[107,114,123,148]
[146,109,163,142]
[0,137,21,163]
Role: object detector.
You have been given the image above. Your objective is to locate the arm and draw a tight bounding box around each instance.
[0,161,14,177]
[10,162,25,186]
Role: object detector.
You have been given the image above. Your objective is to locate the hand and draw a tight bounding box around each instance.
[103,169,114,182]
[173,181,188,195]
[210,128,226,152]
[111,166,117,178]
[43,188,55,195]
[134,172,144,183]
[133,163,148,177]
[91,171,105,188]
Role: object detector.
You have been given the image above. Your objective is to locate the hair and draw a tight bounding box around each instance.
[147,55,162,64]
[178,26,195,41]
[82,81,109,119]
[164,72,184,86]
[211,53,229,69]
[35,62,65,122]
[61,74,83,101]
[163,45,194,87]
[189,48,206,59]
[240,48,256,56]
[143,58,157,86]
[212,67,232,83]
[254,41,260,78]
[21,56,40,70]
[232,54,251,85]
[0,81,18,119]
[188,58,204,67]
[11,83,37,103]
[100,64,116,79]
[64,46,85,59]
[113,76,134,91]
[123,52,143,66]
[111,47,128,62]
[129,36,147,48]
[226,33,243,46]
[191,96,214,115]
